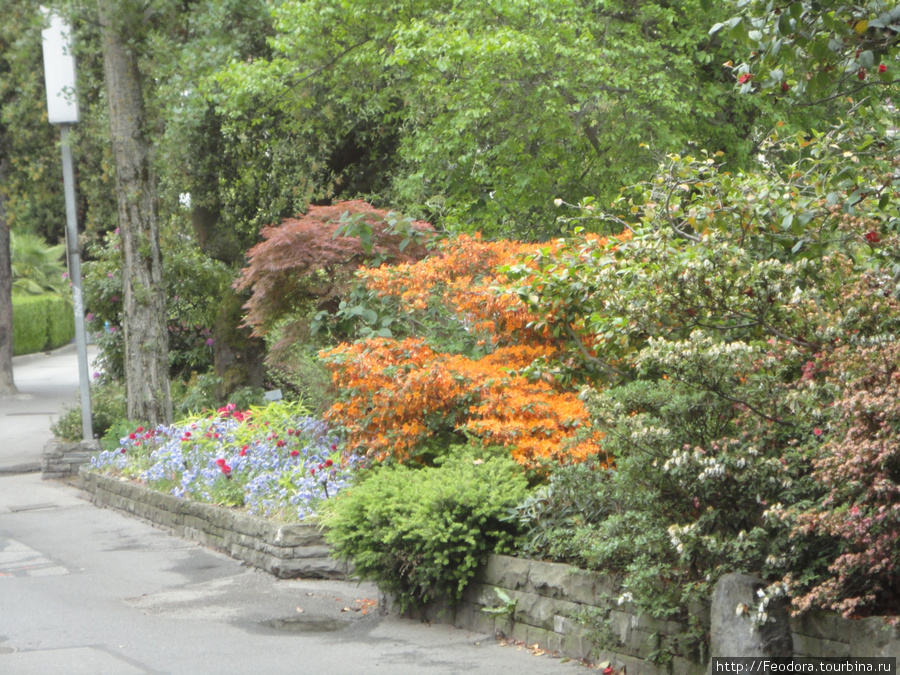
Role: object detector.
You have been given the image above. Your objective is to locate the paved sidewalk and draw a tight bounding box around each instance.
[0,344,99,474]
[0,473,583,674]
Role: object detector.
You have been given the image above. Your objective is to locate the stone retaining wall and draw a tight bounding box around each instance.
[78,469,349,579]
[42,439,100,479]
[414,555,900,670]
[78,469,900,663]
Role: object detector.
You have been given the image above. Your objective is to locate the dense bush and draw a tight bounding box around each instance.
[506,131,900,636]
[52,380,127,441]
[11,295,49,356]
[11,294,73,355]
[320,234,616,466]
[322,446,529,612]
[46,295,75,349]
[83,227,232,380]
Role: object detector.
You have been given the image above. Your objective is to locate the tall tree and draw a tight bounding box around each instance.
[97,0,171,423]
[213,0,819,239]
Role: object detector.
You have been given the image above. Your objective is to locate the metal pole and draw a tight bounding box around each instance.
[59,124,93,440]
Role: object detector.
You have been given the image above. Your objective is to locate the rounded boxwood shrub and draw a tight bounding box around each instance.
[322,446,529,612]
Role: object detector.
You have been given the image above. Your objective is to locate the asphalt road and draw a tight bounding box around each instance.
[0,347,584,674]
[1,344,100,474]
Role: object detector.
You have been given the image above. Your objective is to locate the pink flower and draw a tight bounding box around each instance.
[813,427,822,436]
[737,73,752,84]
[850,506,860,516]
[206,338,214,346]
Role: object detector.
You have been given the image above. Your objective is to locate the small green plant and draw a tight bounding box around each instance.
[322,445,529,612]
[481,588,517,617]
[52,380,127,441]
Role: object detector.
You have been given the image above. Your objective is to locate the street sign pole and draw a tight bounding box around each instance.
[42,10,93,440]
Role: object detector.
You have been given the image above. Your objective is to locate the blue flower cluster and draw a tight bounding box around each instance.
[89,411,357,522]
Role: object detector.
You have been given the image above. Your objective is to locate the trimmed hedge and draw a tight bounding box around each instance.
[12,294,74,356]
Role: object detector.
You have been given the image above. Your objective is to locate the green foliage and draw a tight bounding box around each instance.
[508,121,900,629]
[264,342,336,415]
[715,0,900,103]
[322,446,529,612]
[213,0,791,239]
[173,371,264,417]
[0,2,65,242]
[9,231,70,299]
[11,294,74,356]
[83,227,233,380]
[11,295,47,356]
[46,294,75,349]
[52,380,127,442]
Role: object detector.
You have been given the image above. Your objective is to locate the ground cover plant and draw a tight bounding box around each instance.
[89,400,355,521]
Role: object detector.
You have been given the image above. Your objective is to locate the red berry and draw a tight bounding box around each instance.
[878,64,888,73]
[858,68,867,80]
[781,82,790,92]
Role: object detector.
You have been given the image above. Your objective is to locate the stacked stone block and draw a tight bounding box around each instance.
[79,469,350,579]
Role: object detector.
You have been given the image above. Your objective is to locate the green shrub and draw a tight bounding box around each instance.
[11,294,74,355]
[12,295,50,355]
[46,295,75,349]
[52,380,128,441]
[322,446,529,612]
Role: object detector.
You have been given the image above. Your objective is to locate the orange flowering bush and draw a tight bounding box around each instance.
[320,234,612,467]
[322,338,603,466]
[357,233,554,348]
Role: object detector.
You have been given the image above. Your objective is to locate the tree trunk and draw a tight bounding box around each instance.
[191,200,267,399]
[0,156,17,395]
[98,0,171,424]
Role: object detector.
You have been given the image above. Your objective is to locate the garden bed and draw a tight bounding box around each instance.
[79,468,350,579]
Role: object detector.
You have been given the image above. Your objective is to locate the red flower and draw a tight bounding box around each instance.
[603,668,615,675]
[136,426,144,433]
[240,445,249,457]
[215,458,226,467]
[184,431,191,438]
[737,73,752,84]
[878,64,888,73]
[129,433,137,440]
[865,230,881,244]
[290,450,300,458]
[813,427,822,437]
[325,459,334,467]
[221,464,232,475]
[310,468,316,475]
[120,448,126,454]
[277,440,286,448]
